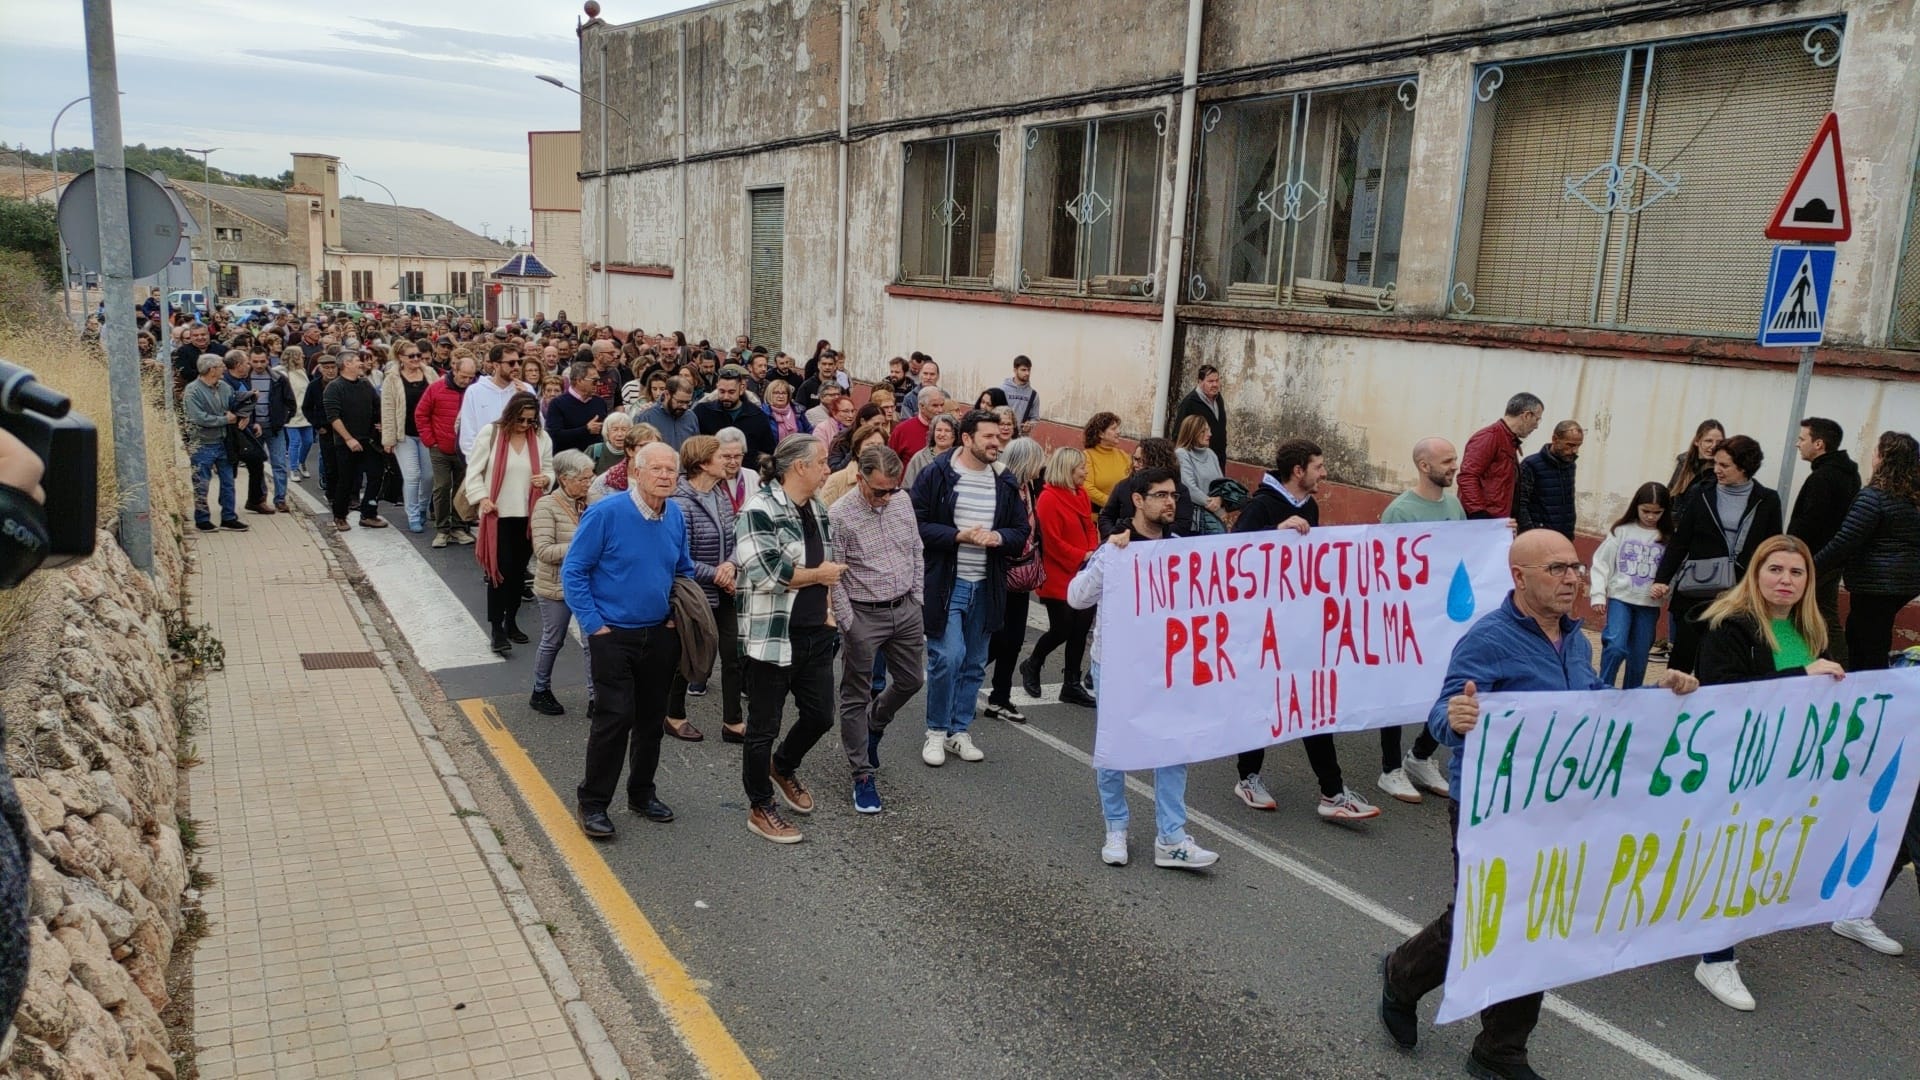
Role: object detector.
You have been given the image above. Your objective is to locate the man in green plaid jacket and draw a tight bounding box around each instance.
[733,434,847,843]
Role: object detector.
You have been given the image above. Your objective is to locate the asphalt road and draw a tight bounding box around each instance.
[311,476,1920,1080]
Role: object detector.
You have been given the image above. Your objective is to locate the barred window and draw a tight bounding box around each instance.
[402,271,424,298]
[900,134,999,286]
[351,270,373,302]
[217,263,240,297]
[1020,113,1165,297]
[450,271,469,295]
[1893,155,1920,347]
[1188,79,1415,310]
[1451,22,1841,335]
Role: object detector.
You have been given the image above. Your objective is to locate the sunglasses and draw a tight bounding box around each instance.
[863,481,900,498]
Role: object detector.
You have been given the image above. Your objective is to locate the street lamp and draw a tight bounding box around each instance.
[182,147,221,311]
[343,166,401,302]
[535,71,634,326]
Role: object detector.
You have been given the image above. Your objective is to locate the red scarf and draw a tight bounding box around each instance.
[475,423,542,586]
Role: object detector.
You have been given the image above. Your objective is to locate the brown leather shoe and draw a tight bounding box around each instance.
[360,516,390,528]
[334,518,351,532]
[274,501,289,513]
[248,502,276,515]
[664,717,704,742]
[747,804,802,844]
[770,767,813,815]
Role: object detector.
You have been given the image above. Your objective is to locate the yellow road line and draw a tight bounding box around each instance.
[458,698,760,1080]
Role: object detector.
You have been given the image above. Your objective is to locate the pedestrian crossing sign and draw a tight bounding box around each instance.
[1757,244,1835,347]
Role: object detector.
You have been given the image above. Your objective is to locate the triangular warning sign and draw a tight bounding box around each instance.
[1766,112,1851,242]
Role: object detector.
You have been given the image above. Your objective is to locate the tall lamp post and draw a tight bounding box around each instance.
[182,147,220,311]
[536,71,633,326]
[342,165,401,303]
[50,95,92,323]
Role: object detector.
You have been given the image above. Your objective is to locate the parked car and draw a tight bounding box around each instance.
[224,296,287,321]
[393,300,460,322]
[317,301,365,317]
[166,290,208,319]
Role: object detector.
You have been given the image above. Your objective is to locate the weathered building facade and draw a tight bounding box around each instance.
[576,0,1920,533]
[528,130,587,319]
[170,152,509,308]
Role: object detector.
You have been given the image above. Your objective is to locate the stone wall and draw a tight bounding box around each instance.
[2,532,189,1079]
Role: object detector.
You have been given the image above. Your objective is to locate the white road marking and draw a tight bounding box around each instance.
[289,485,501,670]
[1007,718,1719,1080]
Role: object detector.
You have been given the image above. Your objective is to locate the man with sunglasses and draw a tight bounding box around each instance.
[458,343,534,459]
[1378,529,1698,1080]
[827,445,924,814]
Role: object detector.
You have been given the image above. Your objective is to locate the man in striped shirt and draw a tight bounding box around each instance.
[828,446,924,814]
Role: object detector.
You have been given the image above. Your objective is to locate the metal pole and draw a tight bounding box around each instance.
[599,38,612,326]
[81,0,154,573]
[51,95,90,326]
[834,1,850,348]
[182,147,220,313]
[1776,344,1816,497]
[1151,0,1206,437]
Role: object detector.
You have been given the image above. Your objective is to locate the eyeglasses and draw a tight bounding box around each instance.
[1519,562,1589,579]
[1141,490,1178,502]
[863,482,900,499]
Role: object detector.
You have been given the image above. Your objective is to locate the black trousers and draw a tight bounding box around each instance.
[576,625,679,813]
[987,590,1031,704]
[486,516,532,629]
[1813,573,1849,667]
[1380,725,1442,772]
[1386,800,1544,1067]
[1667,594,1712,674]
[743,625,838,809]
[328,440,383,521]
[1844,591,1918,672]
[241,452,267,509]
[1029,596,1094,681]
[1237,734,1345,798]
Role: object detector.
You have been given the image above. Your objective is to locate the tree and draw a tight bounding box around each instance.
[0,196,61,285]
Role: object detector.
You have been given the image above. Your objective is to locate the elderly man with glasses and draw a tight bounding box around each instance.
[826,445,924,814]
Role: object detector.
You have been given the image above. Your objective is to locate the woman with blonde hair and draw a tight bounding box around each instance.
[1175,413,1226,532]
[1689,533,1845,1012]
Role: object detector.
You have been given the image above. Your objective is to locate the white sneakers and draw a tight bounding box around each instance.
[1377,768,1422,804]
[1153,836,1219,870]
[1101,830,1219,870]
[1403,755,1450,798]
[1317,787,1382,821]
[1695,959,1755,1011]
[1234,774,1277,810]
[921,730,946,767]
[1832,917,1905,956]
[922,731,985,765]
[945,732,985,762]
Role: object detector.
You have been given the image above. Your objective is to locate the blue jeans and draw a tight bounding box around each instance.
[286,425,314,473]
[260,428,289,503]
[1090,661,1190,843]
[191,441,236,524]
[1600,599,1660,689]
[393,435,432,528]
[924,577,991,734]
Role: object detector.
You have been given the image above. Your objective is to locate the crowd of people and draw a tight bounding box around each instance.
[162,297,1920,1080]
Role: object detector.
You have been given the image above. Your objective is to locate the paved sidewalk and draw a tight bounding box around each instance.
[187,497,596,1080]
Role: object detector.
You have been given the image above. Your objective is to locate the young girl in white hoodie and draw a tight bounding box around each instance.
[1590,481,1673,688]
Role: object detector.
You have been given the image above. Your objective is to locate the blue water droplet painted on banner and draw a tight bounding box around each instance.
[1447,561,1476,623]
[1868,742,1902,813]
[1847,824,1880,888]
[1821,838,1849,900]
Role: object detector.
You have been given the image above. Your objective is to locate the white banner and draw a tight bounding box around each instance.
[1438,670,1920,1022]
[1092,520,1512,771]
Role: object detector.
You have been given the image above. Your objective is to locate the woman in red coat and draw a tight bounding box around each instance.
[1019,447,1099,708]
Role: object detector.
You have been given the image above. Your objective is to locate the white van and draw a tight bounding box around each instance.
[394,301,459,322]
[167,290,208,317]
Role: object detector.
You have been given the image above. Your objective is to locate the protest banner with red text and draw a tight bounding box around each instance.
[1439,671,1920,1022]
[1091,520,1512,771]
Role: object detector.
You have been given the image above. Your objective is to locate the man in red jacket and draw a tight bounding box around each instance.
[415,355,477,548]
[1457,392,1543,520]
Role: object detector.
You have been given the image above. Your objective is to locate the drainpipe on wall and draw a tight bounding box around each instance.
[835,0,851,348]
[677,22,688,332]
[599,35,612,325]
[1151,0,1204,437]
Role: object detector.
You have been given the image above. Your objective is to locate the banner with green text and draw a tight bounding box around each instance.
[1438,670,1920,1022]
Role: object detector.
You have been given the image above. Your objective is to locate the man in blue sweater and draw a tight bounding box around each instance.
[1377,529,1698,1080]
[563,441,696,840]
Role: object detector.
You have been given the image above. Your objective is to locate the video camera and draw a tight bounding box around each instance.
[0,359,97,586]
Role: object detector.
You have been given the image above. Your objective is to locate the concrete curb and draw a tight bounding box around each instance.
[290,492,630,1080]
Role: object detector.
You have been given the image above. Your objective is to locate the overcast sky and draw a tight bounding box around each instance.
[0,0,690,242]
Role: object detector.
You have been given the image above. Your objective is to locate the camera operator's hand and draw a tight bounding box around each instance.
[0,428,45,506]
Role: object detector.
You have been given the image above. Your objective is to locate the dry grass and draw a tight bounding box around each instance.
[0,307,188,637]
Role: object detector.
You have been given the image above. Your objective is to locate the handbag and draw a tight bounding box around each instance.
[1675,497,1757,599]
[225,424,266,465]
[1003,491,1045,593]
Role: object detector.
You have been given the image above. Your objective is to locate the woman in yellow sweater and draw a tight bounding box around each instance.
[1081,411,1131,511]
